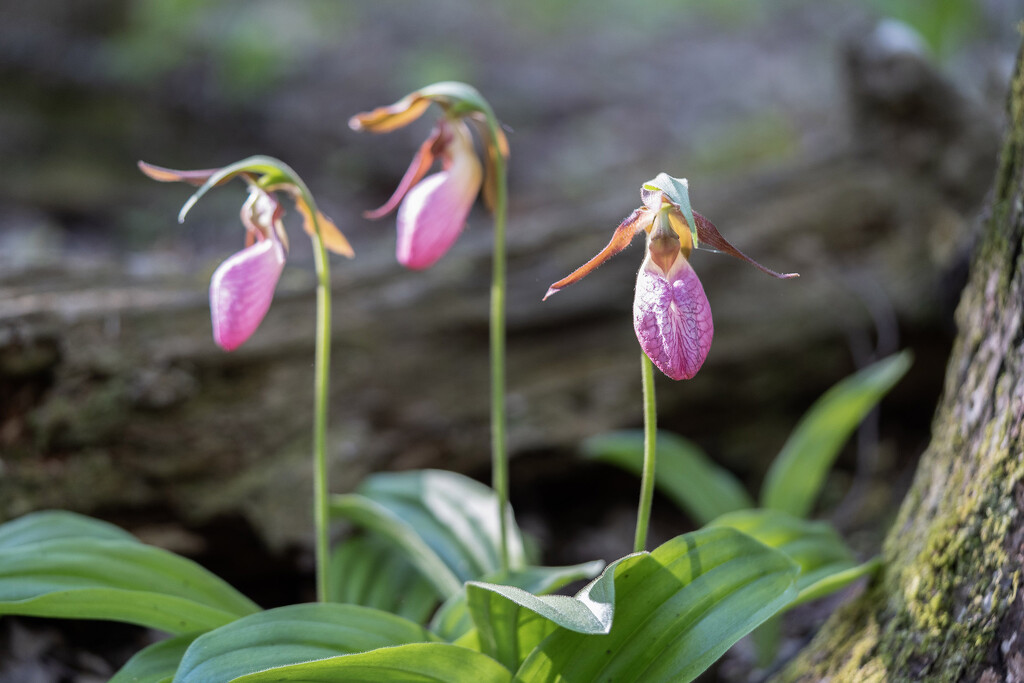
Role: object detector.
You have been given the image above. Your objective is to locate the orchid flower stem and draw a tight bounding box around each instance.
[634,352,658,553]
[310,233,332,602]
[487,117,511,578]
[287,177,332,604]
[312,234,332,602]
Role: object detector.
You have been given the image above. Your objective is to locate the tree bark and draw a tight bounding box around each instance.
[775,44,1024,683]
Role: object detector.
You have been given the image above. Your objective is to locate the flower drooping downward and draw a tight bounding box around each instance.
[209,186,288,350]
[350,82,508,269]
[545,174,797,380]
[140,157,353,351]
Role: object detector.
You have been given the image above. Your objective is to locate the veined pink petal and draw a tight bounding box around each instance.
[395,123,482,269]
[633,255,713,380]
[209,237,286,351]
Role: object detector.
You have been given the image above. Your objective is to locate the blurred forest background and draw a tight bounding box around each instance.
[1,1,1022,680]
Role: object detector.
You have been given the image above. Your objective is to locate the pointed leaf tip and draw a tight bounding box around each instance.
[542,286,560,301]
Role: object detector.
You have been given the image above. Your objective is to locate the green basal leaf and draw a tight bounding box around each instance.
[174,603,439,683]
[760,351,913,516]
[431,561,606,643]
[230,643,512,683]
[331,493,463,598]
[329,534,441,624]
[642,173,699,247]
[795,556,881,606]
[0,510,136,548]
[496,562,606,596]
[514,527,798,683]
[751,616,783,668]
[583,430,753,524]
[710,509,878,607]
[110,632,199,683]
[330,470,528,600]
[466,557,631,671]
[0,529,258,634]
[431,591,476,643]
[469,556,632,637]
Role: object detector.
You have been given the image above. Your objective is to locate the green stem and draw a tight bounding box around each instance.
[634,352,657,553]
[311,227,332,602]
[284,166,333,604]
[487,118,511,578]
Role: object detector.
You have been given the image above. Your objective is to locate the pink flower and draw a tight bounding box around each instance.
[140,159,354,351]
[208,187,288,350]
[373,119,482,269]
[545,176,796,380]
[350,85,506,269]
[633,245,713,380]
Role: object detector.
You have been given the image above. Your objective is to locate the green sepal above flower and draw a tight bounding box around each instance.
[642,173,699,249]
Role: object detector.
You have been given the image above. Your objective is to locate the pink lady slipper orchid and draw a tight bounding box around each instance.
[139,157,353,351]
[545,174,797,380]
[349,82,509,269]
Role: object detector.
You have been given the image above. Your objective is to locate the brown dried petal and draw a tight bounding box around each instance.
[478,117,510,212]
[349,94,432,134]
[364,125,446,219]
[693,211,798,279]
[294,197,354,258]
[543,207,653,300]
[138,162,226,187]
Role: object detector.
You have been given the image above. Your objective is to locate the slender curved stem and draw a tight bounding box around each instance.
[634,352,658,553]
[486,118,510,577]
[287,168,332,604]
[311,228,332,602]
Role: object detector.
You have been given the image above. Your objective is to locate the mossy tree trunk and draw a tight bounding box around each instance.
[775,45,1024,683]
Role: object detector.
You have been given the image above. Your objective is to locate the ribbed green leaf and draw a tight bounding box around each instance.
[761,351,912,516]
[231,643,512,683]
[751,616,783,668]
[329,535,440,624]
[794,557,881,606]
[0,510,136,548]
[710,509,868,665]
[710,509,878,607]
[330,470,527,599]
[330,494,462,598]
[431,592,475,643]
[433,561,606,644]
[0,534,259,633]
[173,603,438,683]
[110,632,199,683]
[466,558,628,670]
[583,430,753,524]
[515,527,798,683]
